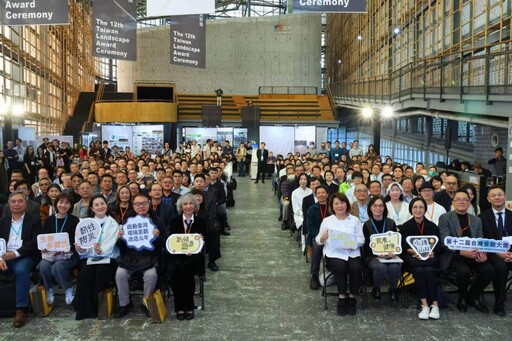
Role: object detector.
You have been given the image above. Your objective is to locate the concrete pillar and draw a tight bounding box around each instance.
[506,118,512,204]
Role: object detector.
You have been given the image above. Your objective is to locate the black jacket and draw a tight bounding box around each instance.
[0,211,41,260]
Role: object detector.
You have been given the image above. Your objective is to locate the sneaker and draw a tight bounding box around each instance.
[46,288,55,305]
[418,305,430,320]
[65,288,75,305]
[429,305,440,320]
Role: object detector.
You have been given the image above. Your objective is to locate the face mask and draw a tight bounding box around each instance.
[287,175,295,181]
[428,171,436,177]
[346,175,352,181]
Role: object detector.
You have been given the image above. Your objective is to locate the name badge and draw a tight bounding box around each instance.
[7,239,23,251]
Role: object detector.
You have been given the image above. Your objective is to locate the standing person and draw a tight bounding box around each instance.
[400,197,443,320]
[236,142,247,177]
[438,190,494,314]
[0,192,42,328]
[23,146,37,185]
[478,185,511,316]
[348,140,363,159]
[114,194,164,318]
[487,147,506,177]
[100,141,112,162]
[168,193,206,320]
[245,142,253,176]
[3,141,18,177]
[316,193,365,316]
[362,196,400,302]
[14,138,26,170]
[73,195,120,320]
[0,150,8,196]
[38,193,80,306]
[255,142,269,184]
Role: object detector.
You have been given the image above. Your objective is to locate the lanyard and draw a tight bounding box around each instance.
[319,203,328,220]
[359,204,368,221]
[119,205,128,223]
[183,219,193,234]
[415,219,425,235]
[392,202,402,221]
[459,216,471,235]
[10,222,23,238]
[371,218,386,234]
[55,214,68,234]
[426,204,435,221]
[97,222,106,243]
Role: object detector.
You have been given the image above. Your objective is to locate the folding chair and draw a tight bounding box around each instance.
[320,256,337,310]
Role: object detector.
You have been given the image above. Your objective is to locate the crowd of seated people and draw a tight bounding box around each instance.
[271,139,511,319]
[0,138,239,327]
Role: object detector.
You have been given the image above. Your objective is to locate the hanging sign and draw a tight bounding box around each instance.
[293,0,366,13]
[170,15,206,69]
[0,0,69,26]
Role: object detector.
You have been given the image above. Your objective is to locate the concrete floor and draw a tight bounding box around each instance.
[0,176,511,341]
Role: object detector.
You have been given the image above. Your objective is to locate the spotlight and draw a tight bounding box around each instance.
[357,34,363,41]
[12,104,25,116]
[338,59,342,64]
[393,27,400,35]
[382,107,394,118]
[362,108,373,118]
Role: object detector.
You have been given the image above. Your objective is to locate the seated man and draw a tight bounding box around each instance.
[0,192,42,328]
[479,185,512,316]
[114,193,165,318]
[438,190,495,314]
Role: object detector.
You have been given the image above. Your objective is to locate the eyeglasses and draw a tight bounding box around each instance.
[446,182,458,186]
[355,189,368,193]
[133,201,150,207]
[453,198,470,203]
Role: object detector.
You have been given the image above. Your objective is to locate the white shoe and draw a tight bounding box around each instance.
[65,288,75,305]
[418,305,430,320]
[46,288,55,305]
[429,305,440,319]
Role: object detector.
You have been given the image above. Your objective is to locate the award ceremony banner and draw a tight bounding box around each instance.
[170,15,206,69]
[147,0,214,17]
[0,0,68,26]
[92,0,137,61]
[293,0,366,13]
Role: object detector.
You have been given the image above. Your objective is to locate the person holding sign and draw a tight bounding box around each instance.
[73,195,120,320]
[362,196,400,302]
[438,190,493,314]
[400,197,443,320]
[478,185,511,316]
[0,192,42,328]
[114,193,165,318]
[38,193,79,306]
[315,193,365,316]
[168,193,206,321]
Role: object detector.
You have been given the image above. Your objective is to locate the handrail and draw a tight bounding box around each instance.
[325,84,336,113]
[258,86,318,95]
[329,40,512,104]
[81,81,105,133]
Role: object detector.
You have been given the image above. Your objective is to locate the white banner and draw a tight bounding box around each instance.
[147,0,214,17]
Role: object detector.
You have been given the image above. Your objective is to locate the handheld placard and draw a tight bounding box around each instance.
[370,231,402,255]
[75,218,101,249]
[444,236,510,253]
[122,215,157,251]
[0,238,6,256]
[37,233,70,252]
[166,234,204,255]
[406,235,439,261]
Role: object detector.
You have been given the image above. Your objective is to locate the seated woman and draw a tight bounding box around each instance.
[73,195,120,320]
[168,193,206,321]
[385,182,412,227]
[316,192,365,316]
[39,193,80,306]
[362,196,400,302]
[109,185,134,225]
[400,197,442,320]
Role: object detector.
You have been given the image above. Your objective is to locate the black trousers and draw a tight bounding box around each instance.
[171,260,197,312]
[449,255,494,300]
[486,254,512,302]
[255,162,265,181]
[326,256,362,295]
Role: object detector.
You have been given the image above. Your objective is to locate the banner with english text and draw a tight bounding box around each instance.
[170,15,206,69]
[293,0,366,13]
[0,0,68,25]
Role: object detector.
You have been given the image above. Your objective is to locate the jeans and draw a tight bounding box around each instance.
[6,256,33,308]
[238,162,245,176]
[38,254,79,291]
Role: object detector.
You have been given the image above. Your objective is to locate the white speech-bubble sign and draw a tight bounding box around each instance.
[122,215,157,251]
[75,218,101,249]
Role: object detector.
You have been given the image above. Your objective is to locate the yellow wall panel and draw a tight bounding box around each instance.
[95,102,178,122]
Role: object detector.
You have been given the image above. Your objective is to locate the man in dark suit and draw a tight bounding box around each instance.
[255,142,269,184]
[0,192,42,328]
[193,174,221,271]
[439,190,494,314]
[148,183,176,239]
[479,185,511,316]
[100,140,112,162]
[434,173,458,212]
[2,180,40,218]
